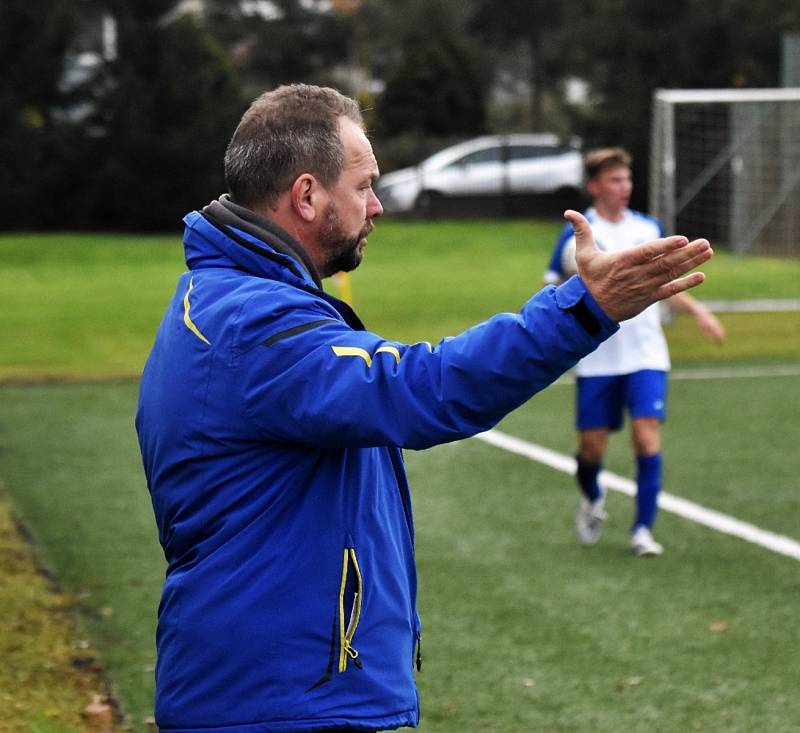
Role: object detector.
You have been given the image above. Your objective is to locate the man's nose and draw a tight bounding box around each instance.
[368,188,383,218]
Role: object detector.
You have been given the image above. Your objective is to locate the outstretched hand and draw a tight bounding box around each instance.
[564,210,713,322]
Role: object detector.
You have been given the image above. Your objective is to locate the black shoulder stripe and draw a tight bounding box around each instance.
[262,318,340,346]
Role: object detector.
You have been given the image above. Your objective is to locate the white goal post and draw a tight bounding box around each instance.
[649,88,800,255]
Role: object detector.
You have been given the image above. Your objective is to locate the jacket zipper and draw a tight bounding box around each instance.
[338,547,363,672]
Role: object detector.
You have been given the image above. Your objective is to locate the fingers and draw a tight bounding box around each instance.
[563,209,587,229]
[627,235,691,265]
[563,210,596,252]
[657,239,713,280]
[709,326,726,345]
[653,271,706,301]
[712,318,726,344]
[682,238,713,265]
[634,238,713,286]
[700,314,726,345]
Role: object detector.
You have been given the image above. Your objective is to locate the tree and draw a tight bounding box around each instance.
[567,0,800,208]
[0,1,85,227]
[1,2,245,230]
[378,42,487,138]
[469,0,574,132]
[375,1,488,139]
[85,4,244,230]
[204,0,354,96]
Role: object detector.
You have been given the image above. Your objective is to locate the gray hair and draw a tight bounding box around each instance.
[224,84,364,210]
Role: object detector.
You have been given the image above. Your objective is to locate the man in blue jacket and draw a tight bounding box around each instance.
[136,84,713,733]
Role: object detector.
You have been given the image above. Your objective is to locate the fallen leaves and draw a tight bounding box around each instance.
[83,694,114,731]
[0,491,126,731]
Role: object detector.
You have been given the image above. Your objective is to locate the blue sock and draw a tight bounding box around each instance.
[575,455,602,502]
[634,453,662,530]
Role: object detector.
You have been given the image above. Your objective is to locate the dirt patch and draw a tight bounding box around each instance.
[0,486,128,733]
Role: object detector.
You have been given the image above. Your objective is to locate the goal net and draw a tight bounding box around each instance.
[649,88,800,255]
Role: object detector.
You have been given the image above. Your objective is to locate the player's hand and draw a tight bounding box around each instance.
[695,309,726,344]
[564,209,713,322]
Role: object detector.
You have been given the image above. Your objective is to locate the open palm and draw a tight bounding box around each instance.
[565,210,713,322]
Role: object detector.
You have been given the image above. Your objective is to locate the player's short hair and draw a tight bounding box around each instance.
[584,147,632,180]
[224,84,364,210]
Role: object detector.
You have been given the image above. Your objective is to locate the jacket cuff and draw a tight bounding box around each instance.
[554,275,619,338]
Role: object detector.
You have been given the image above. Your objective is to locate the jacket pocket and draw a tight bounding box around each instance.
[307,540,365,693]
[338,545,363,672]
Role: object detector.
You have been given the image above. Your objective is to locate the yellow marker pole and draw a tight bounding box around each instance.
[333,271,353,306]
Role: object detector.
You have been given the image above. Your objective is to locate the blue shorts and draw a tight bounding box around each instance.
[576,370,668,431]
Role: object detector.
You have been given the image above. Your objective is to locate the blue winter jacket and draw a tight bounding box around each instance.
[135,196,618,732]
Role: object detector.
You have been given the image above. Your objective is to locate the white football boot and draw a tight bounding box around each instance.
[630,526,664,557]
[575,494,607,545]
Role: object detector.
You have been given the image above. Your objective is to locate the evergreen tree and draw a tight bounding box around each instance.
[87,6,244,229]
[568,0,800,208]
[469,0,571,132]
[204,0,354,96]
[0,1,84,226]
[376,1,488,137]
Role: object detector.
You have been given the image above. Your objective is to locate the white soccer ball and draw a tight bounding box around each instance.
[561,235,608,278]
[560,237,578,277]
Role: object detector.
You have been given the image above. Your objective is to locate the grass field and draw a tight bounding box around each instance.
[2,375,798,732]
[1,222,799,732]
[1,222,800,380]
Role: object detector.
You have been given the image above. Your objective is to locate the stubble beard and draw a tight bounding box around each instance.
[318,202,373,278]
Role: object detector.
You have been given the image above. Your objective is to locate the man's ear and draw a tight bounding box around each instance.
[291,173,322,223]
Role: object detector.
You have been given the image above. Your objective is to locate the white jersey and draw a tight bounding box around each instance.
[545,207,670,377]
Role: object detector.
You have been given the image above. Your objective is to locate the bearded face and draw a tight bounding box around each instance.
[317,200,373,278]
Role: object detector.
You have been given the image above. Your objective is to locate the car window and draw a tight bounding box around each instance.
[446,147,503,167]
[507,145,565,160]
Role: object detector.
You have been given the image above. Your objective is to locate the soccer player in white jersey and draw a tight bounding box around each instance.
[544,147,725,556]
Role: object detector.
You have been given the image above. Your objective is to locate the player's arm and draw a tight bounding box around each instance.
[668,292,726,344]
[543,225,576,286]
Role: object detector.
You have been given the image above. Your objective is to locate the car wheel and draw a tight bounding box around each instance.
[414,190,442,218]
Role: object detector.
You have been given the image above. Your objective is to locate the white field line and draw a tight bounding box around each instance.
[670,364,800,380]
[699,298,800,313]
[474,429,800,562]
[551,363,800,386]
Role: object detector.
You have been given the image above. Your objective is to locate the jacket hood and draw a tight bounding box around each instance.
[183,194,322,289]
